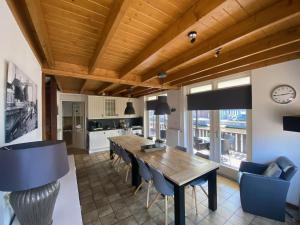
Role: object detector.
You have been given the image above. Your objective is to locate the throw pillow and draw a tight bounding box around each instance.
[263,162,282,178]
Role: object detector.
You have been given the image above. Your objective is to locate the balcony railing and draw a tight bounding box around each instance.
[193,126,247,169]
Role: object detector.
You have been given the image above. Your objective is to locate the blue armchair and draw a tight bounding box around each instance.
[239,156,297,222]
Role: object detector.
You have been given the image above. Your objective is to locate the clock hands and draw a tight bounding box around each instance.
[273,93,294,96]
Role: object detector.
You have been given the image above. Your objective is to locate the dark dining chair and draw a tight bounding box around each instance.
[190,153,209,214]
[148,165,174,225]
[175,145,187,152]
[119,147,132,182]
[134,158,153,208]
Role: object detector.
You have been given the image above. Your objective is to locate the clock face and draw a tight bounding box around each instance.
[271,85,296,104]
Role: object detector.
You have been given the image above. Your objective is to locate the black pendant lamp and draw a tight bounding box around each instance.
[124,88,135,115]
[154,72,171,115]
[124,102,135,115]
[155,95,170,115]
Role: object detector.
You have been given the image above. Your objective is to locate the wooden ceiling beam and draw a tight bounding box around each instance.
[96,83,114,95]
[181,52,300,87]
[171,42,300,86]
[141,0,300,82]
[131,87,149,96]
[23,0,54,67]
[6,0,43,65]
[133,88,162,98]
[165,25,300,84]
[80,80,89,94]
[42,66,178,90]
[118,0,225,78]
[89,0,132,74]
[54,76,63,92]
[110,85,130,96]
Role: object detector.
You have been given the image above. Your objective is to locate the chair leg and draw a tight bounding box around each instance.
[148,193,160,209]
[134,181,143,195]
[200,185,208,197]
[193,186,198,215]
[125,164,130,182]
[165,196,168,225]
[112,155,119,166]
[146,181,152,208]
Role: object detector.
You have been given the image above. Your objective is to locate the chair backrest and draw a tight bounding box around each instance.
[149,165,173,196]
[136,158,152,182]
[120,147,131,163]
[275,156,297,181]
[114,143,121,155]
[175,145,187,152]
[195,152,209,160]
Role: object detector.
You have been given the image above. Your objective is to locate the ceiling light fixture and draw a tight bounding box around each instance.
[124,88,135,115]
[187,31,197,43]
[154,72,170,115]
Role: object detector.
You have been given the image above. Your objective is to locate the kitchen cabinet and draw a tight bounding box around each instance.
[88,95,142,119]
[88,129,124,153]
[87,96,104,119]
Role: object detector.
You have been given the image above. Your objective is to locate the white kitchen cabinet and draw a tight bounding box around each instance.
[88,129,124,153]
[88,95,142,119]
[116,97,127,118]
[87,96,104,119]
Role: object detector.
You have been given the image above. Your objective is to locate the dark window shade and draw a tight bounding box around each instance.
[146,100,157,110]
[187,85,252,110]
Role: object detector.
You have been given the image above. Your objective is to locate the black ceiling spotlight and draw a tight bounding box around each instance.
[124,88,135,115]
[188,31,197,43]
[154,72,171,115]
[215,47,222,58]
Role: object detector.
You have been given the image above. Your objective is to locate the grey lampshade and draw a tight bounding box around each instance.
[154,96,170,115]
[0,140,69,192]
[124,102,135,115]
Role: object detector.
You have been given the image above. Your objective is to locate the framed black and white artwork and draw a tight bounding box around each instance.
[5,62,38,143]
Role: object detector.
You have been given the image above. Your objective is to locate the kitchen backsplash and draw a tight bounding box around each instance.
[87,117,143,131]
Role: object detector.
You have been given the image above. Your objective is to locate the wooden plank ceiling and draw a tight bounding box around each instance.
[7,0,300,97]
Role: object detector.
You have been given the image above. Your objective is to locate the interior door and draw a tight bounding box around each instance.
[72,102,85,149]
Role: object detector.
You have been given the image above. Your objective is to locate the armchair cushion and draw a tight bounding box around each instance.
[263,162,282,178]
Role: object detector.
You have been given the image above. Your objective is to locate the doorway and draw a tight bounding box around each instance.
[62,101,85,150]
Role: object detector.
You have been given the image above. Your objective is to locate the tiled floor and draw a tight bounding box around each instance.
[73,151,299,225]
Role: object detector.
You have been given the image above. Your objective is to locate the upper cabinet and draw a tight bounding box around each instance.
[87,95,142,119]
[87,96,104,119]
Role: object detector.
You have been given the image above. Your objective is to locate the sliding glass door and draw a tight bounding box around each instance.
[148,110,156,139]
[189,77,251,175]
[192,110,211,158]
[219,109,247,169]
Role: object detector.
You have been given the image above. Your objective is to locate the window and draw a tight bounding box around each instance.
[146,94,168,140]
[217,77,250,89]
[105,99,116,116]
[148,110,156,138]
[190,84,212,94]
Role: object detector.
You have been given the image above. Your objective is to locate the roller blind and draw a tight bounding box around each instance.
[146,100,157,110]
[187,85,252,110]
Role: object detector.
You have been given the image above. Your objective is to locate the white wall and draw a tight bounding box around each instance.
[252,59,300,206]
[0,1,42,224]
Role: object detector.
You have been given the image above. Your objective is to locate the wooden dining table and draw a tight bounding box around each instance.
[109,135,219,225]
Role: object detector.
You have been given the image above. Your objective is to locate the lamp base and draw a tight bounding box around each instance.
[10,181,60,225]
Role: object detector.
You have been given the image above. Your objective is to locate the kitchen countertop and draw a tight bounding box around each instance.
[88,126,143,132]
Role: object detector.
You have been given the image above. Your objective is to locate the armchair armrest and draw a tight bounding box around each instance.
[239,161,268,175]
[240,173,290,221]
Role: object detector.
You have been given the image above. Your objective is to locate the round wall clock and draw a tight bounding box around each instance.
[271,85,296,104]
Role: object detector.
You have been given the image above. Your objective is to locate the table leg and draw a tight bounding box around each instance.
[109,141,114,160]
[208,169,217,211]
[130,154,141,187]
[174,185,185,225]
